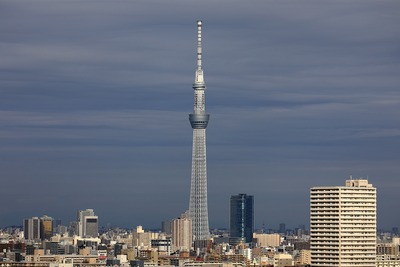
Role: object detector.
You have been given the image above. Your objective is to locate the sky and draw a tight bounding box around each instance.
[0,0,399,231]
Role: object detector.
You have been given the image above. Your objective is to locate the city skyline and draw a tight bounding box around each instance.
[0,0,399,230]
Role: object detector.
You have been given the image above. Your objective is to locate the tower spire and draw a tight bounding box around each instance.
[194,20,205,89]
[197,20,202,70]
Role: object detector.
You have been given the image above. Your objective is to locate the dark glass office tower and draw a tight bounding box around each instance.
[230,194,254,244]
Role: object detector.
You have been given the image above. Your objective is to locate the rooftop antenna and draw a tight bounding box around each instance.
[194,20,204,86]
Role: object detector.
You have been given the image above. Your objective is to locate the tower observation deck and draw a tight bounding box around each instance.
[188,20,210,241]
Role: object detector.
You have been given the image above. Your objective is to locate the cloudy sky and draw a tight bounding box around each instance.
[1,0,399,231]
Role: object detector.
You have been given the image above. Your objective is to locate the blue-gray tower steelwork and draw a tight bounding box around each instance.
[189,20,210,241]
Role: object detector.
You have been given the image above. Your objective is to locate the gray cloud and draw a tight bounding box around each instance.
[0,0,399,230]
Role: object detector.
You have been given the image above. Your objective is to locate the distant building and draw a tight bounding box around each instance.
[377,242,399,256]
[162,220,172,235]
[54,219,62,228]
[253,233,280,247]
[132,225,157,248]
[377,255,400,267]
[24,217,41,241]
[77,209,98,238]
[68,221,78,236]
[84,216,98,238]
[392,227,399,235]
[172,211,192,252]
[44,241,60,255]
[151,238,171,255]
[293,240,310,251]
[41,215,53,240]
[278,223,285,234]
[274,253,293,267]
[310,178,376,267]
[230,194,254,245]
[297,250,311,265]
[55,225,68,236]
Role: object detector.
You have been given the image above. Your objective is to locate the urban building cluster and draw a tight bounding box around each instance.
[0,200,309,267]
[0,183,399,267]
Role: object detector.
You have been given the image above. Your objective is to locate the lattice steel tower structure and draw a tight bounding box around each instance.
[188,20,210,241]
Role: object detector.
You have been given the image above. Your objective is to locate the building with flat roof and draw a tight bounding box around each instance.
[40,215,53,240]
[172,212,192,252]
[230,194,254,245]
[310,178,376,267]
[77,209,98,238]
[24,217,41,241]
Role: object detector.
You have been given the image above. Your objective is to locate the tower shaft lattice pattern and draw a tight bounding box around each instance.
[189,129,209,240]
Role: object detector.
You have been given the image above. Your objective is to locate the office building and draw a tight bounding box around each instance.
[188,20,210,241]
[40,215,53,240]
[230,194,254,244]
[84,216,98,238]
[77,209,98,238]
[23,217,41,241]
[310,178,376,267]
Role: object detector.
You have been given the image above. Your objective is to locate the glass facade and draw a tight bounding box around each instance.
[230,194,254,244]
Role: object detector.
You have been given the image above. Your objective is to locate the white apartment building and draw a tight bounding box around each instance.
[172,212,192,252]
[310,179,376,267]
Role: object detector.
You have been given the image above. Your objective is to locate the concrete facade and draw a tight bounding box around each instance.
[310,179,376,267]
[172,212,193,252]
[253,233,281,248]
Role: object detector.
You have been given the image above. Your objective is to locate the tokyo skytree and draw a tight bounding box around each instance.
[188,20,210,241]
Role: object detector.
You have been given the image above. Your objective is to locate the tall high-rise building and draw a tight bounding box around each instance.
[310,179,376,267]
[40,215,53,240]
[84,216,99,238]
[230,194,254,244]
[23,217,41,241]
[188,20,210,241]
[77,209,98,238]
[172,211,193,252]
